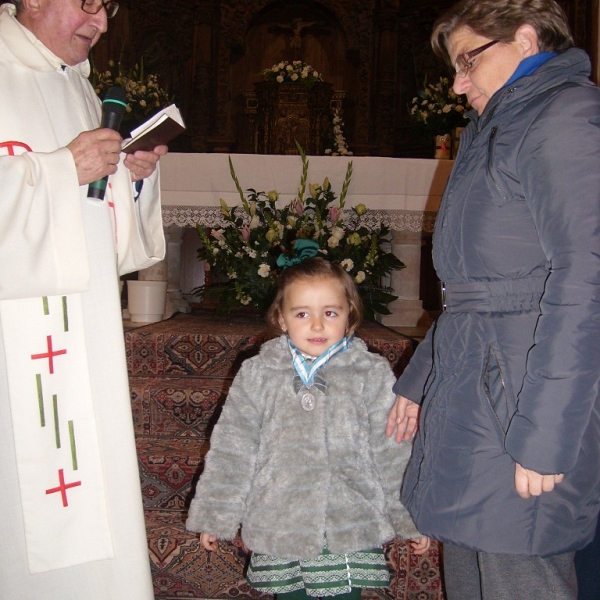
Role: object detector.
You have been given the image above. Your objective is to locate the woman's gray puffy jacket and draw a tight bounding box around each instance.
[394,48,600,557]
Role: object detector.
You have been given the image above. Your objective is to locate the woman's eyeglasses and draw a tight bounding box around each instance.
[80,0,119,19]
[454,40,499,78]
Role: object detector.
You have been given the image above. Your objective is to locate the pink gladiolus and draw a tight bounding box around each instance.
[241,225,251,242]
[328,206,341,223]
[292,198,304,215]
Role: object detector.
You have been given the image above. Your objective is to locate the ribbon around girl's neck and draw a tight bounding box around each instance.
[276,238,319,269]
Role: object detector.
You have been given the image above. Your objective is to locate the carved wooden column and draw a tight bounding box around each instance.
[191,2,218,152]
[373,5,400,157]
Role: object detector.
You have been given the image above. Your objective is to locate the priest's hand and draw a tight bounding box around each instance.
[67,128,123,185]
[514,463,564,499]
[386,394,420,442]
[124,145,169,182]
[200,532,218,551]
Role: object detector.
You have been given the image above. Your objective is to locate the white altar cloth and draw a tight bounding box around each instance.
[152,153,454,327]
[159,153,453,233]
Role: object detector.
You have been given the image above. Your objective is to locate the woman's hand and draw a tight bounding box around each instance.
[386,395,420,442]
[514,463,564,499]
[200,532,218,551]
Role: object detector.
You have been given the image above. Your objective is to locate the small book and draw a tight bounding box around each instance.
[122,104,186,153]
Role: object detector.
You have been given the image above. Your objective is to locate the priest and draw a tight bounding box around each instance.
[0,0,167,598]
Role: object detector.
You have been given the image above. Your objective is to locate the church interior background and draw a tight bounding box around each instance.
[91,0,599,158]
[93,0,599,314]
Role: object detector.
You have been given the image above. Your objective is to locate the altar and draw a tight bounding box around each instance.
[144,154,453,327]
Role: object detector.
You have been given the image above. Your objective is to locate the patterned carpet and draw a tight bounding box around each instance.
[126,311,445,600]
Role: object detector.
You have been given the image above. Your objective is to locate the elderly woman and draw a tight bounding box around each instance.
[386,0,600,598]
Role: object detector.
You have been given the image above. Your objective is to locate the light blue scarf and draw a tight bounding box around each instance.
[287,335,353,387]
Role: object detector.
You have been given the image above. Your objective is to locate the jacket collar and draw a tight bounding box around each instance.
[469,48,592,129]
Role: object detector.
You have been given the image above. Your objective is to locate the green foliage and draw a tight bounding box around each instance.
[195,143,405,319]
[90,58,171,129]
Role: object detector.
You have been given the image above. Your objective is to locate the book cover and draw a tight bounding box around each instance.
[122,104,185,153]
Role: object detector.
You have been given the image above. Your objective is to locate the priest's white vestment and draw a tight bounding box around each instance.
[0,5,165,599]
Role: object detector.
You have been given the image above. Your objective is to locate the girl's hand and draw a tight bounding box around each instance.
[410,536,431,555]
[200,532,218,551]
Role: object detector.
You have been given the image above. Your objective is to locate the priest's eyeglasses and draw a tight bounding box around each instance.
[454,40,499,78]
[81,0,119,18]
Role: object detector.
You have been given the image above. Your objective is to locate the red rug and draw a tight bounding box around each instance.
[126,311,444,600]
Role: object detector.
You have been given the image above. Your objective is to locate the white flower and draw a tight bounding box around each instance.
[340,259,354,271]
[331,226,345,241]
[355,271,366,283]
[276,75,284,83]
[327,236,340,248]
[228,270,237,279]
[258,263,271,278]
[249,215,260,229]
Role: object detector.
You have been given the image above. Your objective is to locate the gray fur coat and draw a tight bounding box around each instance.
[186,335,418,559]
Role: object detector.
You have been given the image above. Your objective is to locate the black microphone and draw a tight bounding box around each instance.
[87,86,127,200]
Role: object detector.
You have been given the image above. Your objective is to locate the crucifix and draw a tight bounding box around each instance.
[270,17,318,59]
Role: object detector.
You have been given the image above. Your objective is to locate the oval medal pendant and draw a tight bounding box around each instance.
[301,392,316,411]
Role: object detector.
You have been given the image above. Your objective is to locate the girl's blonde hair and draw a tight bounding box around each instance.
[266,258,363,337]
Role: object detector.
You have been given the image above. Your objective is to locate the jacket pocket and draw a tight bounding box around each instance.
[482,344,517,436]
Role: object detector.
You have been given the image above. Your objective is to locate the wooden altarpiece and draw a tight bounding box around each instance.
[252,81,333,155]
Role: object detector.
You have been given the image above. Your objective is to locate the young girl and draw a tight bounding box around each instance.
[186,253,429,600]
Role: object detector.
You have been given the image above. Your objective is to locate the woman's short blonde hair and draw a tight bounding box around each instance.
[266,258,363,337]
[432,0,573,65]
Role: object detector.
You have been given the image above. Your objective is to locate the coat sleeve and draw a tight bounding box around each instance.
[506,84,600,474]
[111,160,166,276]
[368,358,420,539]
[392,321,435,403]
[186,359,263,539]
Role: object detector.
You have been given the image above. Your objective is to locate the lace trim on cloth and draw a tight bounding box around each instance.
[162,206,437,233]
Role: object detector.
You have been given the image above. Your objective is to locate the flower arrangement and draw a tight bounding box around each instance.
[409,76,470,134]
[260,60,323,85]
[195,143,404,319]
[90,59,171,129]
[325,108,353,157]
